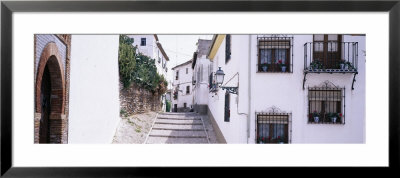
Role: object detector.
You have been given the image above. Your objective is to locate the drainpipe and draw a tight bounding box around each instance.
[247,35,252,143]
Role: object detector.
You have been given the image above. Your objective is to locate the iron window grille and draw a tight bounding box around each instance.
[257,36,293,73]
[256,112,291,144]
[308,83,345,124]
[186,86,190,94]
[226,34,231,63]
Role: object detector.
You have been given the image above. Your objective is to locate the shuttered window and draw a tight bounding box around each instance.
[224,91,230,122]
[225,34,231,63]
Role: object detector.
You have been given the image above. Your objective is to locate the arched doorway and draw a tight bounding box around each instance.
[39,64,51,143]
[35,42,66,143]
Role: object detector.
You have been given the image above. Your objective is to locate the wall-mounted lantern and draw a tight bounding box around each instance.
[215,67,238,94]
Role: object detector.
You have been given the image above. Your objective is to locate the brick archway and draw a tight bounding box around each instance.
[34,42,66,143]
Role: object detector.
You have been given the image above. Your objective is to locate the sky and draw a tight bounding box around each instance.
[157,35,213,86]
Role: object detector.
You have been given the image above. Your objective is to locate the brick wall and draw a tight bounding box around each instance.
[119,82,162,116]
[34,34,70,144]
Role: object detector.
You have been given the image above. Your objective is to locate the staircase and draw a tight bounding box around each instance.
[144,112,210,144]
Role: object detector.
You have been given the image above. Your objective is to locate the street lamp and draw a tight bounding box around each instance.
[215,67,225,86]
[215,67,238,95]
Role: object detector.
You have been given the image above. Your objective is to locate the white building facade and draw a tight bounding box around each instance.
[205,34,365,144]
[127,34,170,111]
[172,60,194,112]
[192,39,213,114]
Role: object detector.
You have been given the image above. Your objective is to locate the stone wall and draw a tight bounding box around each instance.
[120,82,162,116]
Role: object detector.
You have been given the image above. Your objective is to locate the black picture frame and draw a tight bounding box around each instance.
[1,0,399,177]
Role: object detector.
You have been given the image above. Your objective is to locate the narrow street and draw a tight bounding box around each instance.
[145,112,218,144]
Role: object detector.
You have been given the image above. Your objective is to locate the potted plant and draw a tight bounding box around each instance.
[259,137,265,144]
[312,110,320,123]
[277,59,286,72]
[332,112,343,123]
[276,136,284,144]
[345,61,354,70]
[310,60,322,70]
[338,59,346,69]
[260,63,268,72]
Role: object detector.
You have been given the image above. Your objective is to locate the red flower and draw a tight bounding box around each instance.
[278,60,282,64]
[339,113,342,117]
[277,136,281,139]
[262,137,265,141]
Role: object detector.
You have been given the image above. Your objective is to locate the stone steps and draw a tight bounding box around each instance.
[145,137,209,144]
[156,117,201,120]
[145,112,210,144]
[150,129,207,137]
[152,124,204,130]
[154,119,203,124]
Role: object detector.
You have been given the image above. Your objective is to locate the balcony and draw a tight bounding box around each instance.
[303,42,359,90]
[304,42,358,73]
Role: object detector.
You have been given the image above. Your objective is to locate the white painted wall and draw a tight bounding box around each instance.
[68,35,120,144]
[207,35,365,144]
[172,62,194,109]
[193,55,211,106]
[207,35,249,143]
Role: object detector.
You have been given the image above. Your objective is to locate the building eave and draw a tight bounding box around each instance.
[206,34,226,61]
[172,59,193,70]
[154,34,169,61]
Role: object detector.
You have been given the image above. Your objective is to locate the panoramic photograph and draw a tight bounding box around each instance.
[33,34,365,144]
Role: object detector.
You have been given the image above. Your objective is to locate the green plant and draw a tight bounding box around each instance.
[310,60,323,69]
[166,100,171,112]
[277,59,285,68]
[118,35,137,88]
[118,35,168,95]
[120,109,128,117]
[311,110,320,117]
[345,61,354,69]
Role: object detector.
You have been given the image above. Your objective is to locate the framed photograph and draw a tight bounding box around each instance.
[1,0,399,176]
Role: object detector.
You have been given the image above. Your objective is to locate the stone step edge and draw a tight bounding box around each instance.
[152,128,207,131]
[148,135,207,138]
[154,122,203,125]
[156,117,201,120]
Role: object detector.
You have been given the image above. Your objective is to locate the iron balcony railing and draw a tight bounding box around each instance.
[304,42,358,73]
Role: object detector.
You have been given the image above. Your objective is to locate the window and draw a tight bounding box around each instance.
[308,85,344,124]
[140,38,146,46]
[186,68,188,74]
[257,36,292,73]
[186,86,190,94]
[313,34,342,69]
[226,34,231,63]
[209,72,217,92]
[158,51,160,63]
[256,113,289,144]
[176,71,179,80]
[224,91,230,122]
[184,103,187,108]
